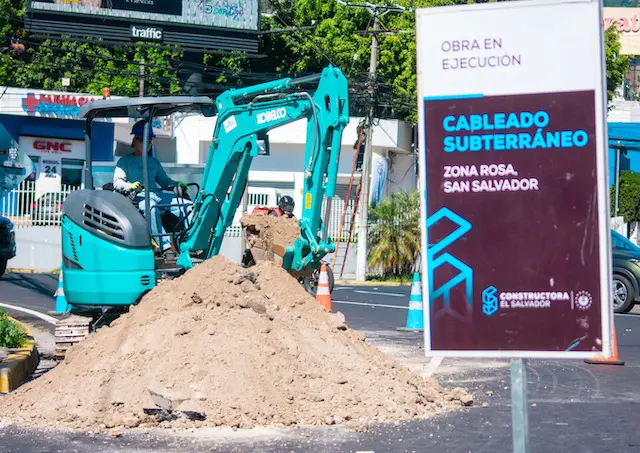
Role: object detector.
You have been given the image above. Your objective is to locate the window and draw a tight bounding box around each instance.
[61,167,82,187]
[61,158,84,188]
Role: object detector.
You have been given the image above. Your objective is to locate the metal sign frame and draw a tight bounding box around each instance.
[416,0,613,360]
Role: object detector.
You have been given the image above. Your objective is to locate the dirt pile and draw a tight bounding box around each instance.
[240,214,301,261]
[1,256,471,431]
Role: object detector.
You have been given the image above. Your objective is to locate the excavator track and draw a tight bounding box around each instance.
[54,314,93,361]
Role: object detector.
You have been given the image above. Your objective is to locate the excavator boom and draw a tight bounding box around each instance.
[176,65,349,272]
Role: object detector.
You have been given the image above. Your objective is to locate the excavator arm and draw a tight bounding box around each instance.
[176,65,349,272]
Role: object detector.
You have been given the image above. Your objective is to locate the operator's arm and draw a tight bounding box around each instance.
[155,159,177,191]
[113,156,133,192]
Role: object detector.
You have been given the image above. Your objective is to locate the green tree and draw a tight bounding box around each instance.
[367,190,421,277]
[0,0,633,115]
[0,0,182,97]
[612,169,640,222]
[605,24,631,104]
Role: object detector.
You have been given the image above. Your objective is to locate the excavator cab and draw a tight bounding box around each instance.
[60,97,215,313]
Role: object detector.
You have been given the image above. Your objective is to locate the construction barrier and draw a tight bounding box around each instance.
[316,263,332,311]
[54,267,70,314]
[397,272,424,332]
[584,326,625,366]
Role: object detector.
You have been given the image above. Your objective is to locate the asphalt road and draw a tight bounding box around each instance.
[0,272,59,333]
[2,277,640,452]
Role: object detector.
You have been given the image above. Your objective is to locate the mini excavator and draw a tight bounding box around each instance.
[55,66,349,359]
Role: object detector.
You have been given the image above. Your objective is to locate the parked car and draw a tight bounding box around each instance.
[0,216,16,278]
[31,192,64,226]
[611,230,640,313]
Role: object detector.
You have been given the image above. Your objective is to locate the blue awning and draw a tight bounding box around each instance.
[608,122,640,148]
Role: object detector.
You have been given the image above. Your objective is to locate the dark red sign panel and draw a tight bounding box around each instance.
[424,90,603,352]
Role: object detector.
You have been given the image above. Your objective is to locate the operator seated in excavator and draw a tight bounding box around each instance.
[113,120,192,257]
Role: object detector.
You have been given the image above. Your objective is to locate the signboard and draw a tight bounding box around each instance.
[21,92,100,118]
[28,0,259,31]
[370,152,388,207]
[416,0,612,359]
[20,136,86,161]
[25,0,260,53]
[36,156,62,199]
[603,7,640,54]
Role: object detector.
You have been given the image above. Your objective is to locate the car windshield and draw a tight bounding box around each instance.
[612,230,640,251]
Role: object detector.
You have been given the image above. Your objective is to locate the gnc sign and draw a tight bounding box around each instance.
[33,140,73,153]
[19,136,85,160]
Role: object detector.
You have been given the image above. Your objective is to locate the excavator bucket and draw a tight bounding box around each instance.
[240,213,300,266]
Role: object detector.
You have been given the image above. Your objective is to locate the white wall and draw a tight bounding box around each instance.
[9,227,61,272]
[172,114,417,224]
[386,151,418,196]
[608,97,640,122]
[175,114,413,162]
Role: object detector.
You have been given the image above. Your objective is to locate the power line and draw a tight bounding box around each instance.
[335,0,413,282]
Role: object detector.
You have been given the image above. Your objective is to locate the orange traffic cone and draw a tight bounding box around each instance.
[316,263,332,311]
[584,327,625,366]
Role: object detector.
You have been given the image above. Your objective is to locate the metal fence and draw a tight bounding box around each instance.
[1,181,80,228]
[0,181,362,239]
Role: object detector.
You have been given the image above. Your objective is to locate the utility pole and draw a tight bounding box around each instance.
[356,15,379,282]
[337,1,412,282]
[139,56,145,97]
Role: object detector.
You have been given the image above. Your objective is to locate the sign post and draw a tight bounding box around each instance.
[510,358,530,452]
[416,0,612,449]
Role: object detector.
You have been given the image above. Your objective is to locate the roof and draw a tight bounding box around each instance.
[79,96,215,119]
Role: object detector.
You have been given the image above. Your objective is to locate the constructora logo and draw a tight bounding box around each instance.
[482,286,498,316]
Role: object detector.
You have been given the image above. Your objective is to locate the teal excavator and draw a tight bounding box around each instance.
[55,66,349,359]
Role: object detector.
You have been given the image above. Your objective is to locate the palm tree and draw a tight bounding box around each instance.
[367,190,421,278]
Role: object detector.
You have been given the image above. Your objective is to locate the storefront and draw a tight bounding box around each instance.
[0,87,116,199]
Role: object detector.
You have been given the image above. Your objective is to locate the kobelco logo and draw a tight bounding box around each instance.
[256,108,287,125]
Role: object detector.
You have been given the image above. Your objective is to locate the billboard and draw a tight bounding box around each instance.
[416,0,613,359]
[25,0,259,53]
[603,7,640,54]
[28,0,259,31]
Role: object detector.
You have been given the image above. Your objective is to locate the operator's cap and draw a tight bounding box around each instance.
[131,120,155,139]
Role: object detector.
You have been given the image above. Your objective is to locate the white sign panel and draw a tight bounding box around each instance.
[36,156,62,199]
[20,136,85,160]
[416,0,612,359]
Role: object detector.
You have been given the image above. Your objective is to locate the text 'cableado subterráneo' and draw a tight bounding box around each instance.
[442,111,589,152]
[441,38,521,71]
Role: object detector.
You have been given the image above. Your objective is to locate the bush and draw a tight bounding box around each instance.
[0,309,27,348]
[367,190,421,277]
[612,170,640,222]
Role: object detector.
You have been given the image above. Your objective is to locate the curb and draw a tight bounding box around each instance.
[0,317,40,394]
[6,268,58,275]
[335,280,410,287]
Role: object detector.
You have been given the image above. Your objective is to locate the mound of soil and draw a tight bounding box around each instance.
[1,256,470,432]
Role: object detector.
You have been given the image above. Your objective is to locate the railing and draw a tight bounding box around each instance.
[248,193,270,207]
[322,196,359,243]
[0,181,80,228]
[0,180,365,239]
